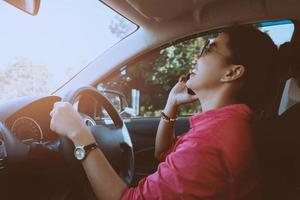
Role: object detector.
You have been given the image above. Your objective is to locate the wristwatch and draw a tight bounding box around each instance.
[74,142,98,161]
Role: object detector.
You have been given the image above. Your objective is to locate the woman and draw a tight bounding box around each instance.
[50,25,278,199]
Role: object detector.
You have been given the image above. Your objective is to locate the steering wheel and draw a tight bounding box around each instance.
[61,86,135,186]
[0,86,134,199]
[0,122,29,168]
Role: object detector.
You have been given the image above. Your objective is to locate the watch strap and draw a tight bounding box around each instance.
[83,142,98,155]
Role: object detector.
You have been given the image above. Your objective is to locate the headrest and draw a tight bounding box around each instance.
[278,20,300,79]
[277,20,300,115]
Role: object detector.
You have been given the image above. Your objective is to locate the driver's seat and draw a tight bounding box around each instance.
[258,102,300,200]
[257,20,300,200]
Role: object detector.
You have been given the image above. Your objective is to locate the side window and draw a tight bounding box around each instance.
[99,20,295,118]
[259,21,294,47]
[98,36,213,117]
[259,21,295,115]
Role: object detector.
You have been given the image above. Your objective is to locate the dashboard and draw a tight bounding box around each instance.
[1,96,62,144]
[0,95,100,145]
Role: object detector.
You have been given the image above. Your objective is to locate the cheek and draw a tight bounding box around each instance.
[187,57,225,89]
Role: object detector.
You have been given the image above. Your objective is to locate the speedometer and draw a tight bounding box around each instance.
[11,117,43,144]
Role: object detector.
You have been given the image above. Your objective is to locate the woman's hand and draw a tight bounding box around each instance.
[163,75,198,118]
[166,75,198,108]
[50,102,127,200]
[50,102,95,145]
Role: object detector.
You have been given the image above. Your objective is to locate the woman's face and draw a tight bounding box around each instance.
[186,33,232,93]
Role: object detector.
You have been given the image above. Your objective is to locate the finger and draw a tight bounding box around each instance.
[53,101,61,108]
[50,110,59,121]
[54,101,70,109]
[64,102,73,111]
[53,103,63,114]
[191,95,198,100]
[49,106,58,117]
[50,118,57,132]
[189,95,198,102]
[179,75,187,83]
[50,109,54,117]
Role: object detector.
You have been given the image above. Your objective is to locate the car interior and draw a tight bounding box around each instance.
[0,0,300,200]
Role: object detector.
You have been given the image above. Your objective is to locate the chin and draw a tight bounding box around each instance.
[186,80,195,90]
[186,79,191,87]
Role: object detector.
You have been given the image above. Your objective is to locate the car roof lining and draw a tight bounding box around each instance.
[124,0,208,23]
[101,0,300,46]
[102,0,299,28]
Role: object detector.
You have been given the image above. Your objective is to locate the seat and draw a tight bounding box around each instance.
[256,20,300,200]
[257,102,300,200]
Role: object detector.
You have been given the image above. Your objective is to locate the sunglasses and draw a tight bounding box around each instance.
[198,39,229,60]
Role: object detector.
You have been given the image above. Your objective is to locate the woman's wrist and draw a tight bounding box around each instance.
[164,100,179,119]
[70,126,96,146]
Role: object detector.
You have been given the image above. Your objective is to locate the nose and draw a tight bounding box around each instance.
[190,68,196,74]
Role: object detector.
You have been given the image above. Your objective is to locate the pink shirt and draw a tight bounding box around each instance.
[121,104,260,200]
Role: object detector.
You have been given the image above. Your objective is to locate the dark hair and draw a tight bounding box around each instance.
[224,25,279,111]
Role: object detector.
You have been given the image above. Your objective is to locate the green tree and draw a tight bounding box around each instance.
[109,15,136,39]
[103,36,206,116]
[139,37,204,115]
[0,58,53,102]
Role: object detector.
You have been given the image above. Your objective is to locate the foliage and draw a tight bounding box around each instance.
[109,15,136,39]
[0,58,53,102]
[103,37,205,116]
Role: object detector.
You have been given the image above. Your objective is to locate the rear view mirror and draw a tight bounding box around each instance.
[4,0,40,16]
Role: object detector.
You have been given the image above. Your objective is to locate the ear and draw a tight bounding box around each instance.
[220,65,245,82]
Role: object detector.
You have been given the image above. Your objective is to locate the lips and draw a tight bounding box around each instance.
[186,71,196,83]
[189,69,196,76]
[188,72,195,78]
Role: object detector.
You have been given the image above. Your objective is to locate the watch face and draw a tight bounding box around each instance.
[74,147,85,160]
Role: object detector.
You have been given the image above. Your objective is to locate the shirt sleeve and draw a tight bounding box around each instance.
[121,139,229,200]
[158,135,181,161]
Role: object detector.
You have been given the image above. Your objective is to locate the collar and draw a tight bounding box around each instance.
[189,104,253,128]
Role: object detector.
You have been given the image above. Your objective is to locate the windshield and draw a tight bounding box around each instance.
[0,0,137,102]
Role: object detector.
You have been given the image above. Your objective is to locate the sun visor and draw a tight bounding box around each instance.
[125,0,203,22]
[199,0,268,27]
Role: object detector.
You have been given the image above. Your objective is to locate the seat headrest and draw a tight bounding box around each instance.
[278,20,300,79]
[277,20,300,115]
